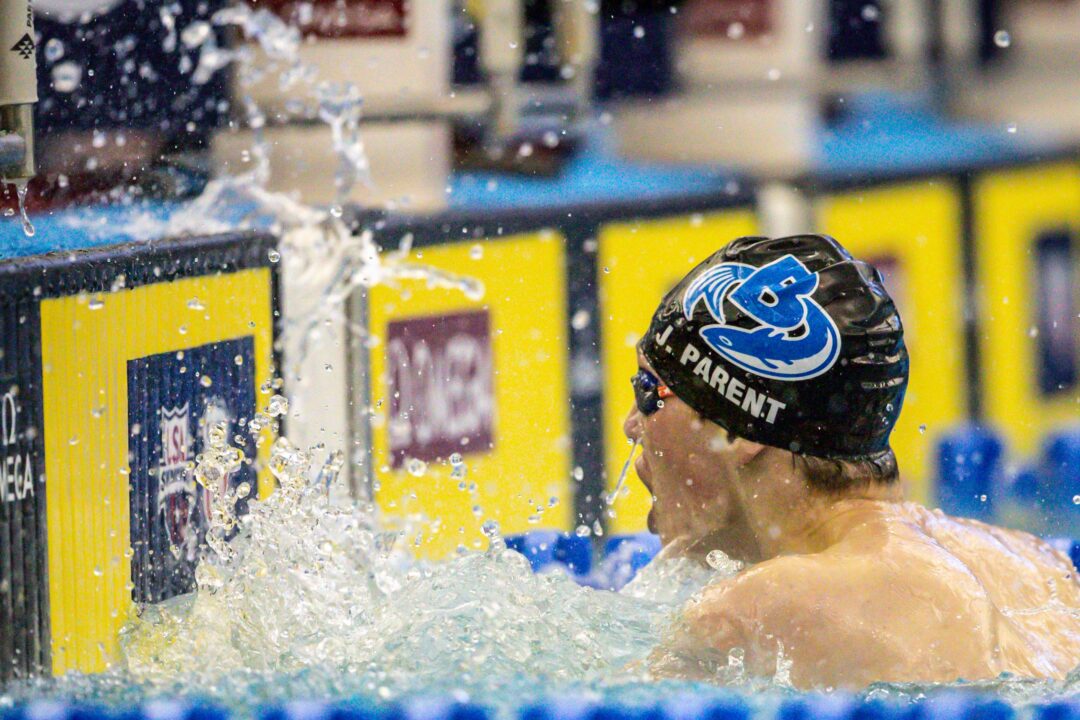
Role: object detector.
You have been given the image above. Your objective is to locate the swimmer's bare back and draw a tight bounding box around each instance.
[649,500,1080,689]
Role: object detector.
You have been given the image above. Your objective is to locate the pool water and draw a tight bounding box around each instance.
[2,6,1078,717]
[2,432,1078,719]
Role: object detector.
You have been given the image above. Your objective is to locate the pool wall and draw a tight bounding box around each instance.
[352,150,1080,542]
[0,233,280,681]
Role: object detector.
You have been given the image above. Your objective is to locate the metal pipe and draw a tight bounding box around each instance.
[553,0,599,120]
[0,132,27,168]
[0,0,38,180]
[479,0,524,138]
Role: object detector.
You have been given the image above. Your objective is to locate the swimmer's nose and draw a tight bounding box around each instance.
[624,405,643,442]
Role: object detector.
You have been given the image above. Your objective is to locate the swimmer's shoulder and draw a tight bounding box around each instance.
[899,501,1079,581]
[693,551,878,623]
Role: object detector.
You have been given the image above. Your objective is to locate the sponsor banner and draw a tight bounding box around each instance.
[598,210,759,534]
[260,0,408,38]
[0,232,277,679]
[368,232,571,557]
[19,238,276,677]
[386,310,494,469]
[817,180,966,503]
[1033,230,1077,397]
[681,0,774,38]
[0,296,49,682]
[973,162,1080,455]
[127,337,257,603]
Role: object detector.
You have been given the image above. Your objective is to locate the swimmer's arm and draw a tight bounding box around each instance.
[649,557,866,687]
[647,573,759,680]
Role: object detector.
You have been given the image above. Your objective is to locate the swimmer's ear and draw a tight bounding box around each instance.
[728,437,767,466]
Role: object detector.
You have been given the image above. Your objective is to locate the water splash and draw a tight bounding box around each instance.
[604,440,639,507]
[4,179,35,238]
[99,417,733,705]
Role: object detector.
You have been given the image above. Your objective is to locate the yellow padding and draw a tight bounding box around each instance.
[598,210,759,534]
[817,180,967,503]
[368,233,572,558]
[974,162,1080,456]
[40,268,274,675]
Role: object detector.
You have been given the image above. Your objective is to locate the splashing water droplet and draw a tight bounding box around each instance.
[706,549,730,570]
[181,21,212,49]
[44,38,65,62]
[605,439,639,506]
[994,30,1011,48]
[51,61,83,93]
[200,375,213,388]
[407,457,427,476]
[10,180,34,237]
[266,394,289,417]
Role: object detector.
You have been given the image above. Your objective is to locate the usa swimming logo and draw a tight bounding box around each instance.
[682,255,841,381]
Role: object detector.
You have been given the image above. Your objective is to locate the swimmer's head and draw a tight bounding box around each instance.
[625,234,908,544]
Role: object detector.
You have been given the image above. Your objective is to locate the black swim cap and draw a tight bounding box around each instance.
[640,234,908,460]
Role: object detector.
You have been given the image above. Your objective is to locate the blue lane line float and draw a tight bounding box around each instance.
[6,698,1079,720]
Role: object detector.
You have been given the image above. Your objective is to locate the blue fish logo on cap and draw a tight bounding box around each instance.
[682,255,841,381]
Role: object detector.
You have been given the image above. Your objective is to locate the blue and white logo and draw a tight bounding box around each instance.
[682,255,841,380]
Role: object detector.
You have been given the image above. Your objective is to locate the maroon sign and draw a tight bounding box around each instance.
[680,0,773,39]
[257,0,408,38]
[386,310,494,468]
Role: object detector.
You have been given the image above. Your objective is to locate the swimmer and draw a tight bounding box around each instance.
[626,235,1080,689]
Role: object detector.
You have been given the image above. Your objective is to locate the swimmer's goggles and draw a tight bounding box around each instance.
[631,368,674,416]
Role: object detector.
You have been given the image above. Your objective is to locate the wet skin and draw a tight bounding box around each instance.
[626,353,1080,689]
